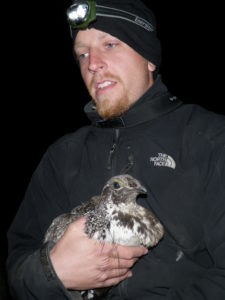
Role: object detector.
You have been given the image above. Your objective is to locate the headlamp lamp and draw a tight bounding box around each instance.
[67,1,96,29]
[67,0,154,32]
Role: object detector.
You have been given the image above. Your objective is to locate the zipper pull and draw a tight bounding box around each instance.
[107,144,117,170]
[107,129,120,170]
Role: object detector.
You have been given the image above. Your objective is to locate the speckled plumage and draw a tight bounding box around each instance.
[44,174,164,246]
[44,174,164,299]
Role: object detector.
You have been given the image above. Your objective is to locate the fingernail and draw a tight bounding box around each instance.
[144,248,148,255]
[127,271,133,278]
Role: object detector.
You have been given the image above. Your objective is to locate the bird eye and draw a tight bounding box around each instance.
[113,181,121,189]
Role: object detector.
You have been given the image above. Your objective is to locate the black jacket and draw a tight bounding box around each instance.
[7,77,225,299]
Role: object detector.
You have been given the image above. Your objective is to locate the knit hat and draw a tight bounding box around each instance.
[68,0,161,69]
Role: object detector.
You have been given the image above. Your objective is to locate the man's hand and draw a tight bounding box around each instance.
[50,217,148,290]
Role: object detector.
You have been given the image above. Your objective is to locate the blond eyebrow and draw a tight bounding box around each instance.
[74,43,87,51]
[75,32,116,50]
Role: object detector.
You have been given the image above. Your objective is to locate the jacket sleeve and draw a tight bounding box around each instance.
[167,141,225,299]
[7,241,82,300]
[6,147,82,300]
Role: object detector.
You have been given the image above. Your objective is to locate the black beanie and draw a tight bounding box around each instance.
[69,0,161,69]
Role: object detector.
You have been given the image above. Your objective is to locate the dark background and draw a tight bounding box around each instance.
[2,1,224,299]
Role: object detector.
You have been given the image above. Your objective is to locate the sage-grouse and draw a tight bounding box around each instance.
[44,174,164,299]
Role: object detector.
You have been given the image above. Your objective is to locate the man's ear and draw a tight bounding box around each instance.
[148,61,156,72]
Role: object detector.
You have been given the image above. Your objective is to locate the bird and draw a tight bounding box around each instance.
[44,174,164,299]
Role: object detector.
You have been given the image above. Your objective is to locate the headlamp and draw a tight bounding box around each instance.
[67,1,96,29]
[67,0,154,32]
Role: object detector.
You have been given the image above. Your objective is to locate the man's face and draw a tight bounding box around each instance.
[75,28,155,120]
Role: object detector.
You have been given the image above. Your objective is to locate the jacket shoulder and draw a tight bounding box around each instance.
[180,104,225,145]
[50,125,93,149]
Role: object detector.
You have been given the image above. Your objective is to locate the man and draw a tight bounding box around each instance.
[7,0,225,299]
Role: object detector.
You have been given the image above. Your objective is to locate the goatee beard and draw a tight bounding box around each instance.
[91,73,130,120]
[93,94,131,120]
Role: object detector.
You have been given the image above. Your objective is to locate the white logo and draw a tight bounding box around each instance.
[150,153,176,169]
[135,16,154,32]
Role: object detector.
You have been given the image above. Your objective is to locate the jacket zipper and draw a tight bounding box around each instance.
[107,129,120,170]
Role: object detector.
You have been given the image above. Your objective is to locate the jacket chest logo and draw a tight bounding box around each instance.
[150,153,176,169]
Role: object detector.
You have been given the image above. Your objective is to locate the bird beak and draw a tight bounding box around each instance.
[137,185,147,194]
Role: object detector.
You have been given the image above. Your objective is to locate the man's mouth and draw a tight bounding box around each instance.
[96,80,116,93]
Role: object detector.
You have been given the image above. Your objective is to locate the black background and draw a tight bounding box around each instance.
[1,1,224,299]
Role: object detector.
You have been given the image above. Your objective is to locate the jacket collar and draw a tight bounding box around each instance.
[84,76,182,128]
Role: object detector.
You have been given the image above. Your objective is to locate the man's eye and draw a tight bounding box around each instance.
[78,53,89,61]
[106,43,116,49]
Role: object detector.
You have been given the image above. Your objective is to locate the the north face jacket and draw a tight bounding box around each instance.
[7,77,225,299]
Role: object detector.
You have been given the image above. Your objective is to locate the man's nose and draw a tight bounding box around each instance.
[88,50,106,73]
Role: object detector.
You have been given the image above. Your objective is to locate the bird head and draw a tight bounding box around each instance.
[101,174,147,206]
